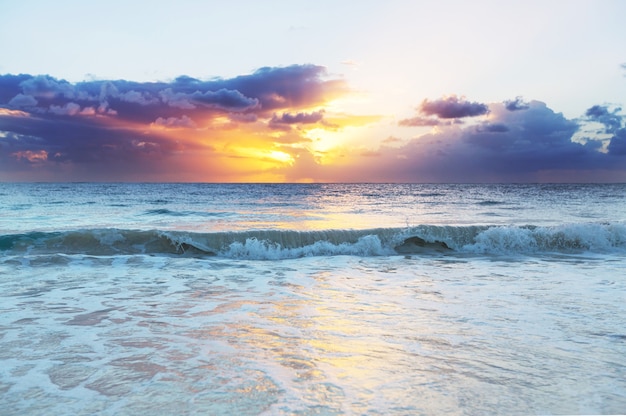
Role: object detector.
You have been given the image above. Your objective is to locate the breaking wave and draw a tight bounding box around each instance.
[1,222,625,260]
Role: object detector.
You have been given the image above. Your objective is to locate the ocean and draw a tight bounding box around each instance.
[0,183,625,415]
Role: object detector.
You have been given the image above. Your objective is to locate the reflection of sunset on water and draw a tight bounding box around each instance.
[183,262,457,410]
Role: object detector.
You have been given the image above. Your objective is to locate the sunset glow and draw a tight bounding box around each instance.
[1,1,626,182]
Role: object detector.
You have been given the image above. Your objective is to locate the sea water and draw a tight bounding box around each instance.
[0,183,624,415]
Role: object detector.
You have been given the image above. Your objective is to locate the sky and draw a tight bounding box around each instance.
[1,0,625,182]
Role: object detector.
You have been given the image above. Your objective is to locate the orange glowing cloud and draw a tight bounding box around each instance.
[12,150,48,163]
[1,65,373,181]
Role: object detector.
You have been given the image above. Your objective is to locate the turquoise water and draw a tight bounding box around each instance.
[1,183,625,414]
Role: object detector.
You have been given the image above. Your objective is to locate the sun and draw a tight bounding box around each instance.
[268,150,294,164]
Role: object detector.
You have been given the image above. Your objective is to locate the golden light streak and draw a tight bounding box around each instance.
[267,150,294,164]
[226,146,295,166]
[0,108,30,117]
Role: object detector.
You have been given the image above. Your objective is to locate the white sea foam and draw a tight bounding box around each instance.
[1,253,625,415]
[224,234,391,259]
[1,222,625,260]
[463,222,626,254]
[1,183,625,415]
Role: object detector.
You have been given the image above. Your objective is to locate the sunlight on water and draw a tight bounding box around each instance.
[3,183,624,233]
[0,184,625,414]
[1,253,625,414]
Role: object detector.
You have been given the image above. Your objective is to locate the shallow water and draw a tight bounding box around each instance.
[0,183,625,414]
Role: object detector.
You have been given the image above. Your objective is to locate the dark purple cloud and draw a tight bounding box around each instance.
[420,96,489,119]
[0,74,32,103]
[608,128,626,155]
[584,104,626,155]
[585,105,609,118]
[19,75,75,99]
[190,89,259,110]
[269,110,325,129]
[365,100,625,182]
[476,122,509,133]
[0,108,180,165]
[0,65,345,177]
[277,110,325,124]
[2,64,340,123]
[585,104,623,133]
[8,93,38,107]
[221,65,346,111]
[504,96,530,111]
[398,95,489,127]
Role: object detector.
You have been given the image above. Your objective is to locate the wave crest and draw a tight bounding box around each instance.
[1,223,624,259]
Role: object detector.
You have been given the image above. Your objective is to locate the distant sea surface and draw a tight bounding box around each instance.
[1,183,625,415]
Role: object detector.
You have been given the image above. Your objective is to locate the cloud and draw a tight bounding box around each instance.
[190,89,258,110]
[49,102,82,116]
[119,90,160,106]
[583,104,626,156]
[2,66,624,182]
[398,115,461,127]
[8,93,38,107]
[398,116,444,127]
[80,107,97,116]
[608,128,626,155]
[504,96,530,111]
[398,95,489,127]
[383,136,403,144]
[222,65,348,112]
[11,149,48,163]
[0,65,349,180]
[228,112,258,123]
[152,115,197,128]
[476,122,509,133]
[269,110,325,129]
[19,75,75,99]
[159,88,197,110]
[0,74,32,103]
[1,64,343,122]
[297,99,625,183]
[585,104,623,133]
[277,110,325,124]
[420,96,489,119]
[0,110,180,166]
